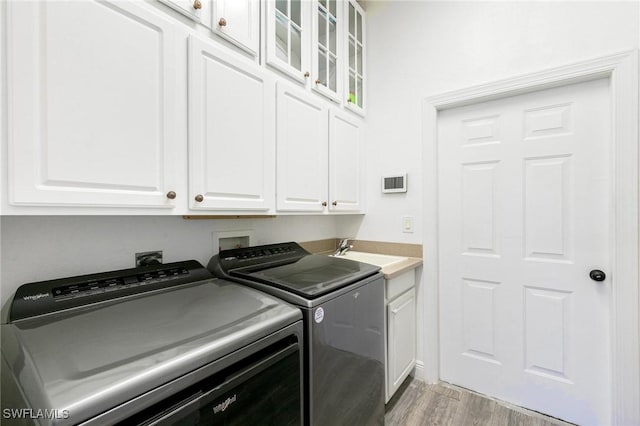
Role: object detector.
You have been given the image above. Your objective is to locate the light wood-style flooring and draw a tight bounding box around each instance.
[385,377,574,426]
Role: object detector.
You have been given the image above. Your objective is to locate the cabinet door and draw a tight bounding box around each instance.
[188,36,275,211]
[158,0,205,22]
[276,83,328,212]
[344,0,365,115]
[265,0,310,83]
[329,110,362,212]
[387,288,416,398]
[7,1,181,209]
[311,0,342,102]
[212,0,260,55]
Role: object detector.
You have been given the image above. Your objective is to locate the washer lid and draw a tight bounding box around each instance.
[1,279,301,425]
[232,254,380,298]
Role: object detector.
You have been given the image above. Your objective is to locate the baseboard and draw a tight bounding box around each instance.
[413,360,426,381]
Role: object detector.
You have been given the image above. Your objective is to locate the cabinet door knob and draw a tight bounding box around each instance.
[322,201,327,207]
[193,0,202,10]
[304,71,310,78]
[332,201,337,206]
[166,191,177,200]
[315,79,322,85]
[195,194,204,202]
[218,17,227,26]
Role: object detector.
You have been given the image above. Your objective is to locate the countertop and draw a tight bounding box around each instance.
[380,257,422,280]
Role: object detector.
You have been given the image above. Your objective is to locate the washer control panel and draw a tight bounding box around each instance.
[217,242,308,271]
[10,260,212,322]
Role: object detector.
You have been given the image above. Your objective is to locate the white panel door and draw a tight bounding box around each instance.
[439,78,611,425]
[329,110,362,212]
[212,0,260,55]
[276,83,328,212]
[188,36,275,212]
[7,1,181,209]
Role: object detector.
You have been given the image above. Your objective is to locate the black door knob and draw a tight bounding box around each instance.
[590,269,606,282]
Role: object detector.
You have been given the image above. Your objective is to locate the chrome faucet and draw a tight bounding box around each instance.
[334,238,353,256]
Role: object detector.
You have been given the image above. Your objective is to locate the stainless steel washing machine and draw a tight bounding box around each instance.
[1,260,303,425]
[208,242,385,426]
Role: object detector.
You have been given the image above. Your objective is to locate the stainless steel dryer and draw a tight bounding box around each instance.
[1,260,303,425]
[208,242,385,426]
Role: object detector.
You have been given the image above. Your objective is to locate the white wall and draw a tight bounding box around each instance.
[0,215,341,321]
[359,0,639,244]
[361,0,639,380]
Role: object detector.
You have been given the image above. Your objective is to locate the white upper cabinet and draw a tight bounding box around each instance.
[4,0,365,215]
[7,1,181,210]
[188,35,275,212]
[311,0,342,102]
[329,110,362,212]
[159,0,259,56]
[267,0,363,110]
[345,0,365,114]
[212,0,260,55]
[158,0,206,22]
[276,83,328,212]
[266,0,311,83]
[276,83,364,214]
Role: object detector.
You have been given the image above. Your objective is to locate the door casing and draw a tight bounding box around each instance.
[421,50,639,425]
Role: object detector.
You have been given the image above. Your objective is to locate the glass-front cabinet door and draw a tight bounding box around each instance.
[266,0,310,82]
[312,0,341,102]
[345,0,365,114]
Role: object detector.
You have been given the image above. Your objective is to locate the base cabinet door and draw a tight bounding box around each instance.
[276,83,328,212]
[7,1,181,209]
[188,35,275,212]
[329,110,362,212]
[387,288,416,399]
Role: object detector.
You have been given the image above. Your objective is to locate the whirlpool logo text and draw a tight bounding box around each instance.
[22,293,49,301]
[213,395,237,414]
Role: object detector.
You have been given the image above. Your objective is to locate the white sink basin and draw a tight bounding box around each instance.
[332,251,406,268]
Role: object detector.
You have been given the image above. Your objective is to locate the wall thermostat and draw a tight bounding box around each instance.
[382,174,407,193]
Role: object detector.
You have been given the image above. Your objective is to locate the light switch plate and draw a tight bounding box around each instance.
[402,216,414,233]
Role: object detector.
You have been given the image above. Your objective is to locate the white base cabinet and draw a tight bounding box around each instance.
[385,271,417,403]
